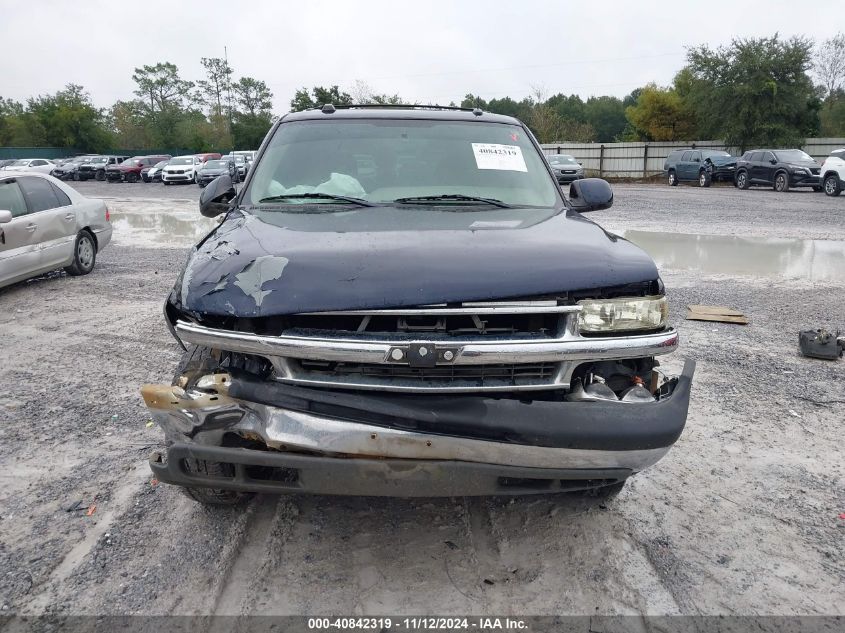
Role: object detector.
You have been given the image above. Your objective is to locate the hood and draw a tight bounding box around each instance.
[200,168,227,176]
[708,156,736,166]
[174,205,659,318]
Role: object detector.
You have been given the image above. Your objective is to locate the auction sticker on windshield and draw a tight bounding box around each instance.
[471,143,527,172]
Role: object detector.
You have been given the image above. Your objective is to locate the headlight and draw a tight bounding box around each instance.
[789,165,807,173]
[577,296,668,333]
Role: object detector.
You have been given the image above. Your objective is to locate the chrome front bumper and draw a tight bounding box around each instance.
[142,360,694,496]
[174,319,679,393]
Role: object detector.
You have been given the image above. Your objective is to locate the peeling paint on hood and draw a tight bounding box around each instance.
[233,256,289,308]
[173,206,659,317]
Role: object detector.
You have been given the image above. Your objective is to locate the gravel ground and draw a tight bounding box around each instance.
[0,182,843,618]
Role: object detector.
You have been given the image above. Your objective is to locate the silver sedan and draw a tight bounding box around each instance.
[0,173,112,288]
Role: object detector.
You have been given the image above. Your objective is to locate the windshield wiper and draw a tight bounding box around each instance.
[392,194,512,209]
[258,193,377,207]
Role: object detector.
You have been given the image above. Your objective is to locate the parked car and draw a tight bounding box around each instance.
[195,153,222,163]
[819,148,845,197]
[106,155,171,183]
[546,154,584,183]
[161,155,202,185]
[664,149,735,187]
[78,155,127,181]
[196,158,240,187]
[141,105,694,505]
[141,160,170,183]
[228,153,248,179]
[0,172,112,288]
[734,149,822,192]
[2,158,56,175]
[51,155,94,181]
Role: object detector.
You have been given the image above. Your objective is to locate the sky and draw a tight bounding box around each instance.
[1,0,841,113]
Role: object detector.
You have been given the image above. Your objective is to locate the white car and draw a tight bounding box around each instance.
[2,158,56,174]
[0,172,112,288]
[161,155,202,185]
[820,148,844,197]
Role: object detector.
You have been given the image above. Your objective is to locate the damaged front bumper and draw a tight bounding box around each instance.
[142,360,695,497]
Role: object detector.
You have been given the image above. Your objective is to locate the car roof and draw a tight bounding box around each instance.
[281,105,522,126]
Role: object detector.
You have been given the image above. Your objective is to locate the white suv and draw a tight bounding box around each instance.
[162,155,202,185]
[820,148,844,197]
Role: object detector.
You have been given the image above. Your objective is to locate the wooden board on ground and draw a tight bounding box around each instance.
[686,305,749,325]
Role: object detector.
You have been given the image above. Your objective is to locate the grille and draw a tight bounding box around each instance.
[297,359,556,385]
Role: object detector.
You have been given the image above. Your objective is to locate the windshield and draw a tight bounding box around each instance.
[774,149,813,162]
[548,154,578,165]
[246,119,559,208]
[703,150,730,158]
[10,160,29,166]
[204,160,227,169]
[171,157,194,165]
[89,157,108,164]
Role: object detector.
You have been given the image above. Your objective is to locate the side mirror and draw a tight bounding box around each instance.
[568,178,613,212]
[0,210,12,224]
[770,159,777,164]
[199,174,237,218]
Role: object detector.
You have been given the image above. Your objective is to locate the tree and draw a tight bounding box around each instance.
[132,62,194,113]
[290,85,352,111]
[25,84,112,152]
[232,77,273,117]
[685,35,819,151]
[196,57,233,117]
[583,96,625,142]
[815,33,845,100]
[624,84,696,141]
[231,77,274,149]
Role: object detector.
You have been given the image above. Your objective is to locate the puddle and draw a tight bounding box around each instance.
[619,230,845,282]
[110,209,218,248]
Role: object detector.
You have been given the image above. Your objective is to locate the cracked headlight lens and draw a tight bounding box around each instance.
[578,296,668,333]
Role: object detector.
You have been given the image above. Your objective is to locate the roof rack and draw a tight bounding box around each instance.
[316,103,484,114]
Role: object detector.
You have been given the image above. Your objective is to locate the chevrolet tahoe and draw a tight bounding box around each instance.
[142,105,694,505]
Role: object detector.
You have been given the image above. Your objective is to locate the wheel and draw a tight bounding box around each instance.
[735,170,749,190]
[667,170,678,186]
[127,173,138,183]
[64,231,96,276]
[73,172,80,181]
[173,346,251,506]
[96,169,105,181]
[698,170,711,188]
[774,171,790,192]
[823,174,842,197]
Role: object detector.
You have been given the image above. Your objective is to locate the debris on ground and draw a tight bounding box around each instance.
[686,305,748,325]
[798,329,844,360]
[85,504,97,517]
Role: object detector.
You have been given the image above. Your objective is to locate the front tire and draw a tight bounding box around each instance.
[96,169,105,181]
[823,174,842,197]
[173,345,252,506]
[736,170,749,190]
[64,231,96,276]
[774,172,790,192]
[668,170,678,186]
[698,170,711,188]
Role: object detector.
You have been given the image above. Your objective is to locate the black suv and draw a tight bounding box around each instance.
[664,149,737,187]
[141,105,694,504]
[734,149,822,192]
[78,155,128,181]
